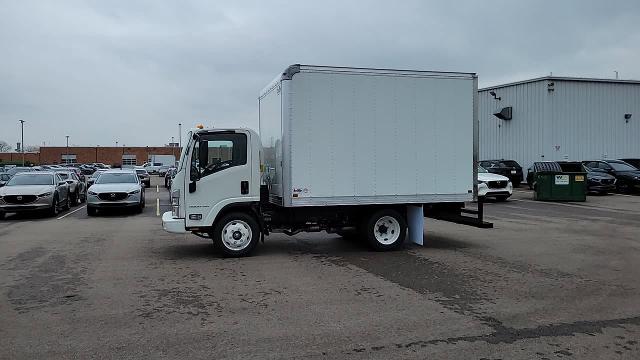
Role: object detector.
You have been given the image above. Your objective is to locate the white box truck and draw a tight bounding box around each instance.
[162,65,488,257]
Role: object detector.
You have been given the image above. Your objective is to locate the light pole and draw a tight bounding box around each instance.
[178,123,182,149]
[171,136,175,158]
[115,140,118,148]
[19,120,25,166]
[65,135,70,164]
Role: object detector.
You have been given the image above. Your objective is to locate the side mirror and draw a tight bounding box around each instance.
[58,181,66,186]
[189,181,197,193]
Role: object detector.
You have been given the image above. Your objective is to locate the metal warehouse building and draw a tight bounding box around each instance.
[478,77,640,171]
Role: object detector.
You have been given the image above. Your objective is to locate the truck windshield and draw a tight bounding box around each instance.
[7,174,54,186]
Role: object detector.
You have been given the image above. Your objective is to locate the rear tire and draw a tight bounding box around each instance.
[0,212,5,220]
[364,209,407,251]
[212,212,260,257]
[62,196,70,210]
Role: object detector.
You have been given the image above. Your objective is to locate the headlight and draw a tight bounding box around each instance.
[128,189,140,194]
[88,191,98,195]
[37,192,52,197]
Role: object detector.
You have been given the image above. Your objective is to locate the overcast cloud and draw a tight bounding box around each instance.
[1,0,639,147]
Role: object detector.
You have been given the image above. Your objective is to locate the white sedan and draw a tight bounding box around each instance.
[478,166,512,201]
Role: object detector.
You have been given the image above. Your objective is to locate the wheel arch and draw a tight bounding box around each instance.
[212,202,264,234]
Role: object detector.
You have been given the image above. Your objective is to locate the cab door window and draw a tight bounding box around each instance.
[195,133,247,179]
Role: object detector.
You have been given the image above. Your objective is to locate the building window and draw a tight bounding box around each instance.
[61,154,77,164]
[122,155,137,166]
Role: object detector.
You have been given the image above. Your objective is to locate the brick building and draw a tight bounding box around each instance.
[0,152,40,165]
[0,146,182,166]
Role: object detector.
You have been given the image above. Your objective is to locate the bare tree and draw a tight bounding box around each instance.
[24,145,40,152]
[0,140,12,152]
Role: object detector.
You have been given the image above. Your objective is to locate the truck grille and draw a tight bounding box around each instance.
[488,181,508,189]
[4,195,38,204]
[98,192,128,201]
[601,179,614,185]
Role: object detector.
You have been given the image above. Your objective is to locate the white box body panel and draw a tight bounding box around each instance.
[260,65,477,207]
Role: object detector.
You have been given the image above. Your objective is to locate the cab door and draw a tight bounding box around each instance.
[185,131,253,228]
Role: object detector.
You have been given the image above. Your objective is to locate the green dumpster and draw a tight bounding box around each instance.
[533,162,587,201]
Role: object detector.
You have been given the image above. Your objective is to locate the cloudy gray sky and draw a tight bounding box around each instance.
[1,0,639,147]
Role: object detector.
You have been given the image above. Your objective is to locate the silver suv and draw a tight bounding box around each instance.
[87,170,145,215]
[0,172,70,219]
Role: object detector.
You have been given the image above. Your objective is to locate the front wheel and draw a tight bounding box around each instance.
[364,209,407,251]
[212,212,260,257]
[87,206,97,216]
[48,197,59,217]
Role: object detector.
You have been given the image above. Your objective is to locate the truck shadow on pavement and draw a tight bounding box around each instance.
[155,231,476,261]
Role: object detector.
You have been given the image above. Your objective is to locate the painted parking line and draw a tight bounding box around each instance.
[512,198,636,214]
[57,205,87,220]
[156,185,159,193]
[156,198,160,216]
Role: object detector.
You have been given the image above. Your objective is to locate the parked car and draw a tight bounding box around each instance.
[87,169,108,187]
[55,170,87,205]
[92,163,110,169]
[79,164,97,175]
[158,165,172,177]
[7,167,36,176]
[555,161,616,195]
[134,168,151,188]
[0,172,70,219]
[479,159,523,187]
[619,158,640,170]
[142,162,163,174]
[0,173,11,187]
[582,160,640,193]
[86,170,145,215]
[478,166,512,201]
[164,167,177,188]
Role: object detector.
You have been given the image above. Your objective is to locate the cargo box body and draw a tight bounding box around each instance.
[259,65,478,207]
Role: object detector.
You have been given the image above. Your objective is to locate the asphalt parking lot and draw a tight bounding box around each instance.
[1,178,639,359]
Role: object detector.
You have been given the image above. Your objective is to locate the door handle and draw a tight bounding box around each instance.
[241,181,249,195]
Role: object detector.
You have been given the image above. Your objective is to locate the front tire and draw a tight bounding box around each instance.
[212,212,260,257]
[48,197,59,217]
[87,206,97,216]
[364,209,407,251]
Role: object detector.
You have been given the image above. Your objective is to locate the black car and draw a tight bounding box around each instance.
[556,161,616,195]
[479,159,523,187]
[619,158,640,170]
[582,160,640,193]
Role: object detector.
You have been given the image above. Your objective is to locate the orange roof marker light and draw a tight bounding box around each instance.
[196,124,204,129]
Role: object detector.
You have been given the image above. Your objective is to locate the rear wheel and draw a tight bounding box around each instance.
[62,196,70,210]
[70,191,78,206]
[364,209,407,251]
[212,212,260,257]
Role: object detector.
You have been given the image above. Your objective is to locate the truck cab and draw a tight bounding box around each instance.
[163,127,262,255]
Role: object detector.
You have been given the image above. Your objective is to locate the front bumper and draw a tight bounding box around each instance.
[0,196,53,213]
[162,211,186,233]
[588,184,616,192]
[478,182,513,198]
[87,193,142,208]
